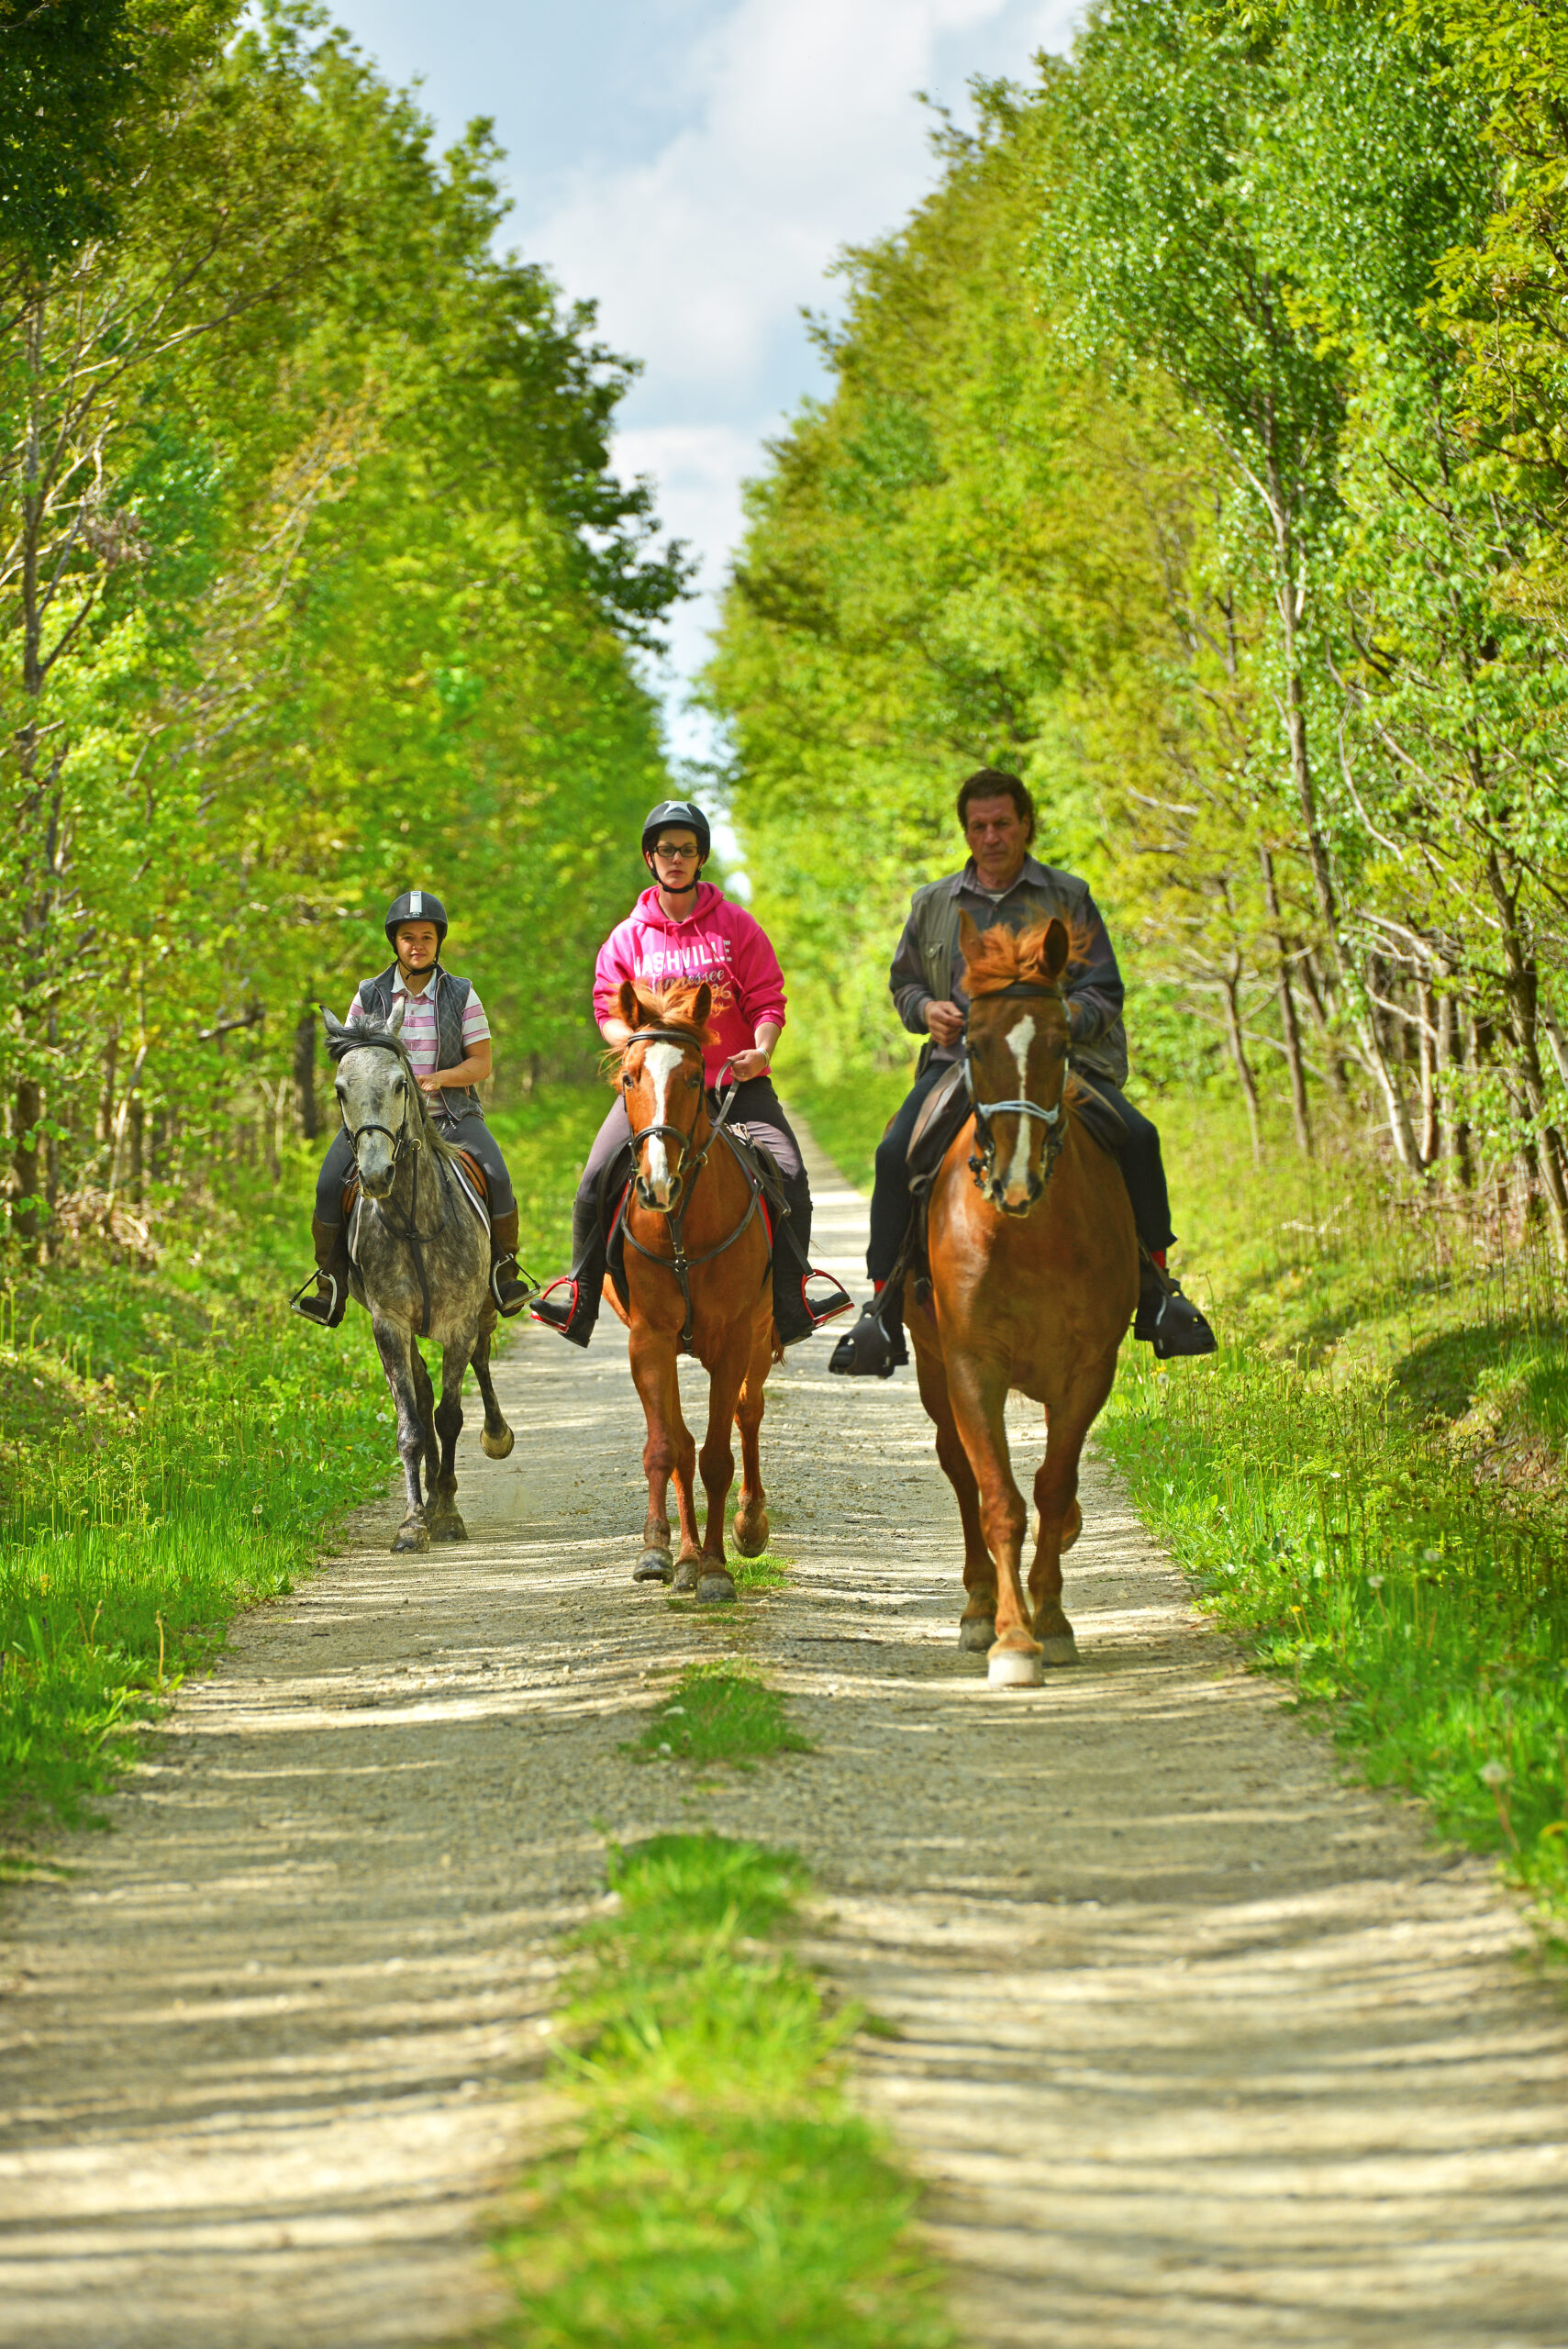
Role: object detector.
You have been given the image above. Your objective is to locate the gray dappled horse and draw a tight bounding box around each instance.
[324,1008,514,1552]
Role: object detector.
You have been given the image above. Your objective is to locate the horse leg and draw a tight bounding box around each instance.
[472,1330,514,1459]
[411,1343,439,1497]
[1028,1367,1116,1664]
[731,1319,773,1559]
[427,1341,473,1543]
[373,1319,430,1553]
[628,1324,700,1585]
[691,1329,753,1604]
[944,1351,1040,1684]
[908,1295,995,1650]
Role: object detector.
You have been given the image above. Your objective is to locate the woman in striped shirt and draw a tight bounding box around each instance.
[294,891,532,1328]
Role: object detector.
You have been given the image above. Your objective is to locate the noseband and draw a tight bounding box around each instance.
[963,980,1067,1196]
[339,1035,416,1167]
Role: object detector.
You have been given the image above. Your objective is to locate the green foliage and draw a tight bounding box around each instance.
[2,6,680,1260]
[634,1664,812,1766]
[489,1832,951,2349]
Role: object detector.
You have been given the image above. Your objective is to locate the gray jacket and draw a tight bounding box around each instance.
[889,855,1129,1086]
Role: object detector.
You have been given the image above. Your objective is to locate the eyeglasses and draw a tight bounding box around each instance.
[651,841,700,861]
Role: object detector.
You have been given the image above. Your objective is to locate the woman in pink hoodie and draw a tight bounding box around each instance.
[533,801,844,1349]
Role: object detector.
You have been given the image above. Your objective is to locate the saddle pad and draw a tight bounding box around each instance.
[906,1063,970,1182]
[452,1146,488,1203]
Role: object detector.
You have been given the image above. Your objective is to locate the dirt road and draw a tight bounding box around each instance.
[3,1130,1567,2347]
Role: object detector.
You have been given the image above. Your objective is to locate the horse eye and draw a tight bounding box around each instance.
[687,1072,702,1088]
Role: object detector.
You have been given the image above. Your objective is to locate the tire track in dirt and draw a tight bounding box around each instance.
[2,1127,1566,2346]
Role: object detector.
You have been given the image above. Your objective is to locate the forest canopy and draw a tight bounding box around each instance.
[706,0,1568,1248]
[2,0,684,1248]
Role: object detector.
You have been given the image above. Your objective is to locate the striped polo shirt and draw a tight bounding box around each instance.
[344,972,490,1077]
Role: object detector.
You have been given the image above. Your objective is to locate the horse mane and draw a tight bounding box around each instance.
[328,1016,462,1163]
[607,981,719,1080]
[962,914,1096,1000]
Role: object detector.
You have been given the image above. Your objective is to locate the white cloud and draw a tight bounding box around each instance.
[532,0,1082,756]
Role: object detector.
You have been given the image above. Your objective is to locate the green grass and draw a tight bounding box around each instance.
[730,1548,791,1593]
[779,1059,915,1196]
[0,1082,607,1841]
[488,1832,951,2349]
[634,1663,812,1767]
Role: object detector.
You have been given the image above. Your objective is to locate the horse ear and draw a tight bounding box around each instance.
[322,1008,346,1041]
[693,983,712,1029]
[957,909,983,980]
[618,979,642,1029]
[1042,918,1070,984]
[388,997,406,1035]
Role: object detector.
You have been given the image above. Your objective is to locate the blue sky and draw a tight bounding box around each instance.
[325,0,1083,768]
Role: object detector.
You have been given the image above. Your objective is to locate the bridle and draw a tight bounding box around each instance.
[963,978,1068,1198]
[338,1033,449,1335]
[617,1028,765,1348]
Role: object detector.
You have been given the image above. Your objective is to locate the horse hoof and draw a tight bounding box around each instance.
[696,1569,738,1605]
[958,1616,995,1652]
[431,1518,468,1543]
[390,1520,429,1554]
[672,1558,701,1594]
[1040,1632,1079,1665]
[482,1425,515,1460]
[731,1512,770,1558]
[987,1644,1043,1687]
[634,1550,673,1583]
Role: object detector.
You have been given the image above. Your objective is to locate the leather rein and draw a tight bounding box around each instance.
[339,1034,453,1337]
[963,978,1069,1190]
[616,1027,766,1349]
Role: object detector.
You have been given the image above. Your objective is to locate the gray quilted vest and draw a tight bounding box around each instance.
[357,963,483,1120]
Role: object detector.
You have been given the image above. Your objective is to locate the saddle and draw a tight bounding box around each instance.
[898,1062,1129,1293]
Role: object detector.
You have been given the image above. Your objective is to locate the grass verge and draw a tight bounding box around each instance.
[633,1663,812,1767]
[0,1082,605,1840]
[488,1831,951,2349]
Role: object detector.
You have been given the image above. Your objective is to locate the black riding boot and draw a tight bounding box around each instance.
[1134,1257,1218,1358]
[532,1187,609,1349]
[828,1280,909,1377]
[766,1166,850,1346]
[293,1215,350,1330]
[488,1206,537,1319]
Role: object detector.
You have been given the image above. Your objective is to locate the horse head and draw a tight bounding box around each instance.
[616,980,714,1211]
[959,912,1072,1216]
[322,1004,418,1200]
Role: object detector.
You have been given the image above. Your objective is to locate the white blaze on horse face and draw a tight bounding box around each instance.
[641,1042,684,1202]
[1002,1014,1037,1205]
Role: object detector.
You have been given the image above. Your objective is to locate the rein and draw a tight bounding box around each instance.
[339,1034,451,1336]
[962,979,1068,1194]
[617,1035,765,1348]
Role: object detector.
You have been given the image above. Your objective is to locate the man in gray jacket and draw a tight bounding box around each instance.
[828,768,1216,1375]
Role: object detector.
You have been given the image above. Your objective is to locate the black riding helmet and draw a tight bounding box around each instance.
[384,888,449,948]
[640,799,711,863]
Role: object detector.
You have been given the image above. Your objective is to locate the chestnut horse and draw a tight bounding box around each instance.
[609,979,774,1601]
[906,913,1139,1685]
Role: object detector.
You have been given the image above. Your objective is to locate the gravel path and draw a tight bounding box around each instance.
[3,1129,1567,2347]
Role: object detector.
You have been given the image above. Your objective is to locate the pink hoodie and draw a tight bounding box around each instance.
[594,882,788,1085]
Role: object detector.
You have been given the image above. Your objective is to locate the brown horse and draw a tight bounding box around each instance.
[906,912,1139,1686]
[609,979,775,1601]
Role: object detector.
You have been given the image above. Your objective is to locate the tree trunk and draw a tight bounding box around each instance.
[1418,978,1440,1168]
[293,1008,319,1141]
[1220,957,1262,1163]
[1260,846,1311,1154]
[13,1079,41,1252]
[1485,847,1568,1260]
